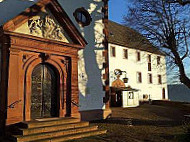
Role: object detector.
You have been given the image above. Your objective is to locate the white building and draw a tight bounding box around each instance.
[108,21,168,102]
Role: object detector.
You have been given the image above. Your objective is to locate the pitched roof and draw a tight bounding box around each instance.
[108,20,165,56]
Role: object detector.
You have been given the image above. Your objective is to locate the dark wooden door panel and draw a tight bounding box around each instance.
[31,64,58,119]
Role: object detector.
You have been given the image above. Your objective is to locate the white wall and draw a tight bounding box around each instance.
[59,0,106,111]
[109,43,168,101]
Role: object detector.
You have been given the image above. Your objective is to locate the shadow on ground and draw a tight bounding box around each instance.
[91,117,182,127]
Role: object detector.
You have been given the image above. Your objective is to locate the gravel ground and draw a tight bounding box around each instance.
[69,102,190,142]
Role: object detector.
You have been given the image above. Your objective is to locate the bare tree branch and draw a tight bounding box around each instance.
[124,0,190,88]
[167,0,190,6]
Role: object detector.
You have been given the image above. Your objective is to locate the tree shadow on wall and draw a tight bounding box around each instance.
[75,1,107,120]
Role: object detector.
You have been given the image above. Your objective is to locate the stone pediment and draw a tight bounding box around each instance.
[14,9,71,43]
[2,0,87,47]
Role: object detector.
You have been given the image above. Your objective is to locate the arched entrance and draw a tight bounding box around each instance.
[31,63,59,119]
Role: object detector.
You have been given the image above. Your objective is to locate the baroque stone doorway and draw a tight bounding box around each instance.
[0,0,87,126]
[31,63,59,119]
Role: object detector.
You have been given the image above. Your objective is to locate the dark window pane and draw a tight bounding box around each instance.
[148,73,152,83]
[111,47,116,57]
[148,54,151,63]
[123,49,128,59]
[137,72,142,83]
[157,56,161,65]
[148,63,151,71]
[158,75,162,84]
[137,52,140,61]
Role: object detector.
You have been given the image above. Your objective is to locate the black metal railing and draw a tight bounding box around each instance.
[71,100,80,107]
[0,100,22,113]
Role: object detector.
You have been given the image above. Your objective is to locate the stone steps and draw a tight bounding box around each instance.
[33,130,107,142]
[9,117,106,142]
[18,122,89,136]
[18,117,80,129]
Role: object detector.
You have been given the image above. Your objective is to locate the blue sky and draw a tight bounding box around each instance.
[109,0,127,24]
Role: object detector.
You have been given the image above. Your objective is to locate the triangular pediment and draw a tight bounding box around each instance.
[2,0,87,47]
[14,8,71,43]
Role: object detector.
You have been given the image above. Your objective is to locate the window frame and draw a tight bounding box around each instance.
[137,51,141,61]
[158,75,162,84]
[148,62,152,71]
[128,92,134,99]
[148,54,151,63]
[123,49,128,59]
[137,72,142,83]
[148,73,153,84]
[111,46,116,57]
[157,56,161,65]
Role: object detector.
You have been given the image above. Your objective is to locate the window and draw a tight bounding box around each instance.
[111,46,116,57]
[137,72,142,83]
[73,8,92,27]
[143,94,148,99]
[128,92,134,99]
[148,54,151,63]
[137,51,141,61]
[148,73,153,84]
[157,56,161,65]
[148,54,151,71]
[148,63,151,71]
[123,49,128,59]
[158,75,162,84]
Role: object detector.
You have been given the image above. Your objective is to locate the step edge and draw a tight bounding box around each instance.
[19,121,89,131]
[32,130,107,142]
[20,122,90,136]
[21,117,79,125]
[13,126,99,139]
[27,119,81,128]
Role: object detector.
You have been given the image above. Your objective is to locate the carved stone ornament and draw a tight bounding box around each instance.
[28,15,65,40]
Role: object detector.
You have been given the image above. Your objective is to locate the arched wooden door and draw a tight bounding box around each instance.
[31,64,59,119]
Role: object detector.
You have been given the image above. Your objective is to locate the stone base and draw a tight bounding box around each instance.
[80,109,112,121]
[71,112,81,120]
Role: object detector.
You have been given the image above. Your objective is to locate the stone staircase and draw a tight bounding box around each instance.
[9,117,106,142]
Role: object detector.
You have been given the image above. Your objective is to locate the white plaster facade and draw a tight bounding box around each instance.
[109,43,168,101]
[59,0,106,111]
